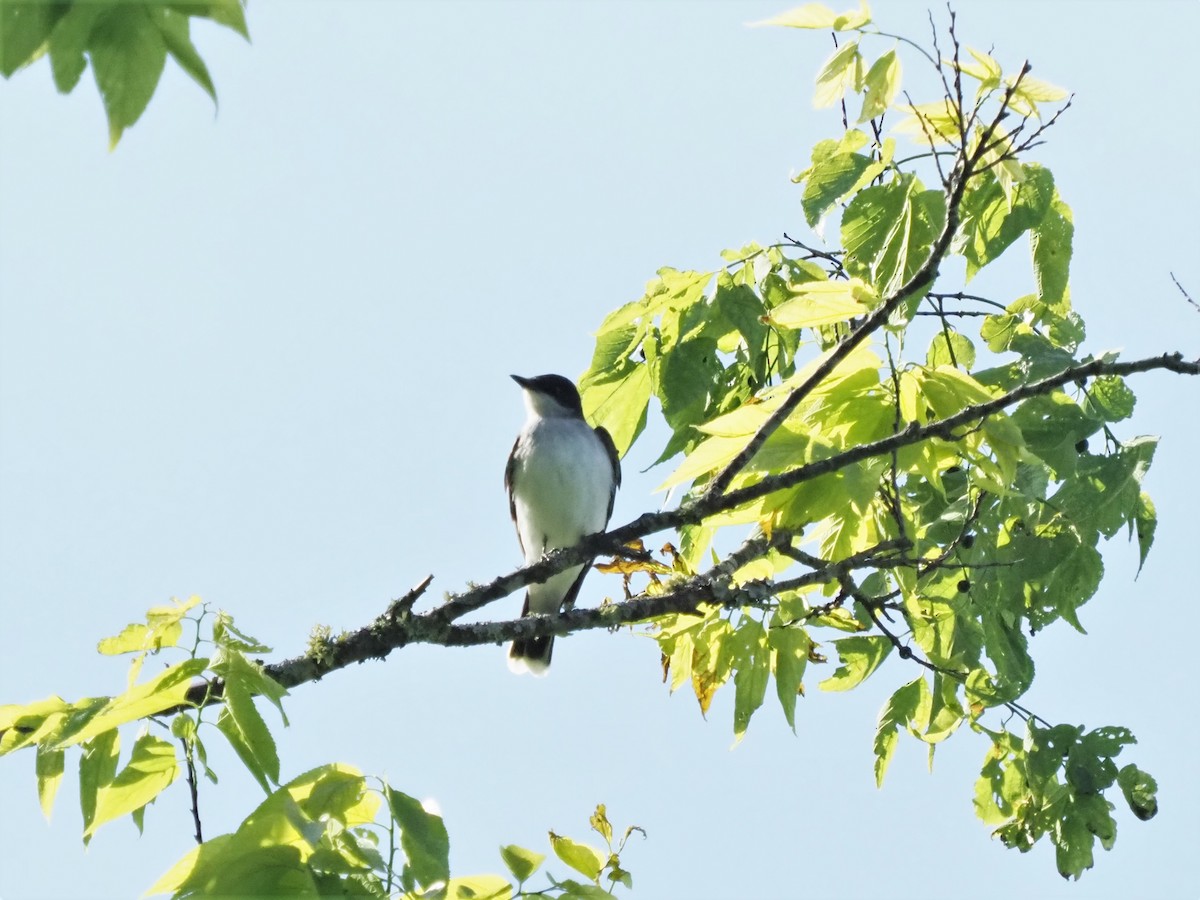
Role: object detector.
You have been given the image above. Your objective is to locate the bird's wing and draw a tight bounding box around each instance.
[594,425,622,520]
[557,558,593,613]
[504,436,525,555]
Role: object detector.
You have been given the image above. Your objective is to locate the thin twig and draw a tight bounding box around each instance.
[703,146,975,499]
[181,737,203,844]
[1170,271,1199,312]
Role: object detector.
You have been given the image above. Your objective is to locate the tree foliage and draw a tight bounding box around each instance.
[0,0,248,148]
[2,3,1197,894]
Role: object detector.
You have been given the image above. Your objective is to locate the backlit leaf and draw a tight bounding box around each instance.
[549,833,605,881]
[500,844,545,883]
[387,787,451,889]
[819,635,892,691]
[859,49,901,122]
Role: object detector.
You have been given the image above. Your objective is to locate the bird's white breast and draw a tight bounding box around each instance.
[511,416,614,561]
[511,412,616,617]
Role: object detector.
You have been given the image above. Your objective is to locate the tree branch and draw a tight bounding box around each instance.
[704,161,973,498]
[169,350,1197,715]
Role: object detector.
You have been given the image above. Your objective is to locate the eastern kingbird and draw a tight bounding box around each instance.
[505,374,621,675]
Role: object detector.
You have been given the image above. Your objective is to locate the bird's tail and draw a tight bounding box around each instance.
[508,590,554,676]
[507,634,553,676]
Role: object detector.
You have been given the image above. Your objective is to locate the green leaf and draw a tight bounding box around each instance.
[386,787,451,889]
[896,99,961,145]
[161,843,319,898]
[66,657,208,746]
[873,677,926,787]
[87,5,169,148]
[0,695,74,755]
[0,1,66,76]
[213,645,288,719]
[78,729,120,843]
[1008,73,1069,118]
[1084,375,1136,422]
[212,609,274,655]
[150,765,378,897]
[97,623,155,656]
[768,619,810,731]
[499,844,545,883]
[973,732,1022,825]
[750,4,840,29]
[654,334,720,436]
[579,362,650,458]
[607,861,633,890]
[1133,492,1156,575]
[443,873,513,899]
[799,130,874,228]
[1117,764,1158,821]
[766,277,876,329]
[1039,541,1103,633]
[818,635,892,692]
[858,49,901,122]
[1031,194,1074,310]
[842,175,945,300]
[1051,437,1158,540]
[588,804,613,844]
[86,733,179,837]
[926,329,976,369]
[1011,391,1100,478]
[556,880,612,900]
[46,4,101,93]
[954,164,1054,280]
[715,280,769,355]
[731,617,770,742]
[813,39,862,109]
[36,744,65,820]
[194,0,251,41]
[981,611,1034,695]
[922,671,965,744]
[1054,800,1098,880]
[216,682,279,793]
[155,7,216,103]
[751,3,871,31]
[690,617,736,715]
[953,46,1002,91]
[549,833,605,882]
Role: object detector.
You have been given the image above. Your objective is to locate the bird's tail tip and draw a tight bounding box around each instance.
[508,636,553,677]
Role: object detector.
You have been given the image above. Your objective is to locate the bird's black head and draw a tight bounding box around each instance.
[511,373,584,418]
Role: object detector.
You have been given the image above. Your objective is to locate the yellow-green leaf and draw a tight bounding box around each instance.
[445,874,514,900]
[766,278,877,329]
[500,844,545,883]
[769,620,810,731]
[549,832,605,881]
[814,39,862,108]
[819,635,892,691]
[749,3,840,29]
[36,744,65,820]
[732,617,770,742]
[86,733,179,836]
[579,362,651,458]
[66,657,207,747]
[895,99,961,145]
[859,49,901,122]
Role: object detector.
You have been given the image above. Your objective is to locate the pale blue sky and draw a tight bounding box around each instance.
[1,2,1197,897]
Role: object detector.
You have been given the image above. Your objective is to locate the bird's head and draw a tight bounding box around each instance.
[511,374,585,420]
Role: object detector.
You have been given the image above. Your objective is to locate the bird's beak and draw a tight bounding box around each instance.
[511,374,532,389]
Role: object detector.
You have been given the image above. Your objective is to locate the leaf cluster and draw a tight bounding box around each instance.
[0,1,248,148]
[1,601,643,897]
[564,2,1180,879]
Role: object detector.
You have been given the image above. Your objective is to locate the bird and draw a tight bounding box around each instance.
[505,373,621,675]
